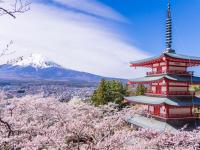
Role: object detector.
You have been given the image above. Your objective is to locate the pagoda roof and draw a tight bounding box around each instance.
[124,96,200,106]
[130,55,161,65]
[130,52,200,67]
[129,74,200,84]
[126,115,177,132]
[167,53,200,61]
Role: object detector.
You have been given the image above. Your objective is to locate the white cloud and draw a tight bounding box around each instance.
[52,0,127,22]
[0,1,149,78]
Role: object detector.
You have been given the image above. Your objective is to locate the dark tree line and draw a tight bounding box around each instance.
[91,79,146,107]
[135,84,146,96]
[91,79,129,106]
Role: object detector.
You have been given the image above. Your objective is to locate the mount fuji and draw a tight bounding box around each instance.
[0,53,123,85]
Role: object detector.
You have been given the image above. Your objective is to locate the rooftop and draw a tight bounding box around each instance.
[126,114,177,132]
[129,74,200,84]
[124,96,200,106]
[130,52,200,67]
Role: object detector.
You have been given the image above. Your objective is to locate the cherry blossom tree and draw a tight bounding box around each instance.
[0,1,199,149]
[0,94,200,149]
[0,95,135,149]
[0,1,30,143]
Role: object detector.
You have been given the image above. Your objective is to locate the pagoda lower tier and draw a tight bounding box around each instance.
[128,74,200,97]
[124,96,200,120]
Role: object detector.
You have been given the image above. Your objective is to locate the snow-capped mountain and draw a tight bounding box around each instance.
[0,53,123,84]
[11,53,60,68]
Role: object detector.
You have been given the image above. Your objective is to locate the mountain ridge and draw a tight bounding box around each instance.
[8,53,61,68]
[0,53,126,85]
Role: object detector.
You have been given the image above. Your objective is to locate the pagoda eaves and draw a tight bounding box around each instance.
[125,96,200,107]
[130,52,200,68]
[128,75,200,85]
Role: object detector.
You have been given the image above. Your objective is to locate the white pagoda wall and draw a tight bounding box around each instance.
[169,62,187,66]
[168,66,186,71]
[152,86,156,93]
[151,62,188,73]
[169,87,188,92]
[162,66,167,71]
[161,86,167,92]
[169,82,188,86]
[160,106,167,115]
[168,107,191,116]
[151,85,188,93]
[148,105,194,119]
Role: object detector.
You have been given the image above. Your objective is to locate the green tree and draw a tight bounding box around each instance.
[135,84,146,96]
[91,79,128,106]
[193,86,200,92]
[108,80,124,104]
[91,79,108,106]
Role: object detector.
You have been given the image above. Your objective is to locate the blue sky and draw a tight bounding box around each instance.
[100,0,200,55]
[0,0,200,78]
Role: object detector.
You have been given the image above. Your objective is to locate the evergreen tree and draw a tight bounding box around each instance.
[135,84,146,96]
[193,85,200,92]
[91,79,108,106]
[122,84,130,96]
[91,79,129,106]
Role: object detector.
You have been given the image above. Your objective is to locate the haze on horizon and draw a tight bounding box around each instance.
[0,0,200,79]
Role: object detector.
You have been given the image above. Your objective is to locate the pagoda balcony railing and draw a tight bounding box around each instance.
[146,70,194,76]
[145,91,194,96]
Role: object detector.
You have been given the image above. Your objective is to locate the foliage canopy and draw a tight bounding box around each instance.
[135,84,146,96]
[91,79,128,106]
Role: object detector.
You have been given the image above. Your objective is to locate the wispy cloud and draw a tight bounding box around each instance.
[0,1,149,78]
[51,0,127,22]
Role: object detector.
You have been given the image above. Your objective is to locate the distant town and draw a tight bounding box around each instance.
[0,81,95,101]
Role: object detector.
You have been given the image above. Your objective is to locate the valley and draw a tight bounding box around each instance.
[0,53,125,101]
[0,80,95,101]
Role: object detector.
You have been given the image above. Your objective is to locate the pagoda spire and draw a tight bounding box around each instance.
[165,0,175,53]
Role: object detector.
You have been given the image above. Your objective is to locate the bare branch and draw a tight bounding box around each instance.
[0,7,16,18]
[0,118,13,137]
[0,0,31,19]
[0,40,15,58]
[6,56,23,64]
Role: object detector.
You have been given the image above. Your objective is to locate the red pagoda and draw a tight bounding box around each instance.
[125,0,200,130]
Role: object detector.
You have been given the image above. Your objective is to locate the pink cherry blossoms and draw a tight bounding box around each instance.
[0,95,200,150]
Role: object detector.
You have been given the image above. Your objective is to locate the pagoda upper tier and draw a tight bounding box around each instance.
[130,52,200,68]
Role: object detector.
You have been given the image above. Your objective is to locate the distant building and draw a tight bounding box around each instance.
[125,0,200,131]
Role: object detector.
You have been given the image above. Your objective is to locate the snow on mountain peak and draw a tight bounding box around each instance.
[13,53,60,68]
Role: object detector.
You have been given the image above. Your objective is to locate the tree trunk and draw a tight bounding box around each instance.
[0,118,13,137]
